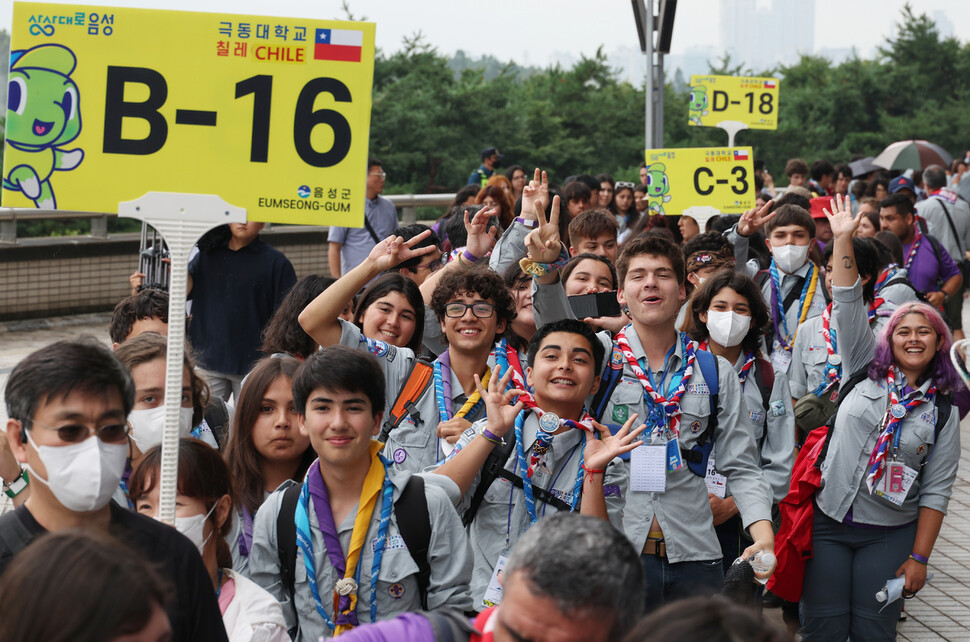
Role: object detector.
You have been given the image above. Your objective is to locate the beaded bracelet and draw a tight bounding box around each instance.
[909,553,929,565]
[519,246,570,279]
[481,428,505,446]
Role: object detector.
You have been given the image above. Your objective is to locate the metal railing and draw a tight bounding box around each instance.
[0,192,457,244]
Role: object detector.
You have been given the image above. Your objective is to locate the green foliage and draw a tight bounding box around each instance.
[371,4,970,193]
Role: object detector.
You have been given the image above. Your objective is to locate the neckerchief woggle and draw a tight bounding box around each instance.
[696,340,756,388]
[294,441,394,635]
[513,409,590,525]
[768,259,818,353]
[865,367,936,494]
[615,329,695,440]
[433,350,491,424]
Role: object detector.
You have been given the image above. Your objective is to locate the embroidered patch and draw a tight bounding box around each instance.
[612,405,629,423]
[365,337,389,358]
[548,488,575,505]
[603,484,622,498]
[687,383,710,395]
[749,410,766,424]
[388,583,406,599]
[690,420,702,434]
[917,444,926,455]
[770,399,786,417]
[611,350,623,367]
[385,345,397,362]
[373,534,408,553]
[919,412,935,424]
[393,448,407,464]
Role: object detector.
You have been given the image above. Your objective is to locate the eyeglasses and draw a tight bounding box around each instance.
[616,181,636,189]
[445,302,496,318]
[415,254,446,273]
[28,419,130,444]
[369,171,387,179]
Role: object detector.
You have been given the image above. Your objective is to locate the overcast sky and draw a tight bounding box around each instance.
[1,0,967,67]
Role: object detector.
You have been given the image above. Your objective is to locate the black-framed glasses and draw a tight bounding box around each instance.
[28,419,130,444]
[445,302,496,318]
[415,254,446,273]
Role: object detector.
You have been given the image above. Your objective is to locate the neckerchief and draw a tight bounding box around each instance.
[494,338,531,396]
[768,259,818,352]
[523,407,593,478]
[903,224,923,271]
[874,264,899,294]
[513,410,587,524]
[812,303,841,396]
[696,340,755,387]
[433,350,491,423]
[294,442,394,634]
[865,368,936,494]
[615,330,694,440]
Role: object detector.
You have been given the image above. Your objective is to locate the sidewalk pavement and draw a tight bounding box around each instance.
[0,314,968,639]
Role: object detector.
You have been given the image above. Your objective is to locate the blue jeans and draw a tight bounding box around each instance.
[641,554,724,613]
[800,510,916,641]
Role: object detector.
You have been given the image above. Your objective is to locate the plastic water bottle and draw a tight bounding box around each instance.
[749,551,776,584]
[876,576,905,604]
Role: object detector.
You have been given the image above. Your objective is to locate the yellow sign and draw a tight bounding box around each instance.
[642,147,755,215]
[687,75,779,130]
[2,3,376,225]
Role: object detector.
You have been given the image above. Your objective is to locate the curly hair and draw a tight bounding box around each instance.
[108,288,170,344]
[687,269,769,357]
[429,265,516,341]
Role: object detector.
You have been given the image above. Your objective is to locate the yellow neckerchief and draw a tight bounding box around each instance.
[333,440,386,636]
[455,367,491,418]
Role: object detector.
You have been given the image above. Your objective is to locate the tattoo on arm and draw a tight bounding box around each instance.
[842,256,854,269]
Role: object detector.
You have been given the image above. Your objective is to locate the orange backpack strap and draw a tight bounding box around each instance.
[378,358,434,443]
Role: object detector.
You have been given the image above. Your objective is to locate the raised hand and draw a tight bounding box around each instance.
[823,193,861,239]
[524,194,563,264]
[464,205,500,259]
[737,198,776,237]
[583,416,646,472]
[437,417,472,445]
[365,229,436,272]
[475,365,526,439]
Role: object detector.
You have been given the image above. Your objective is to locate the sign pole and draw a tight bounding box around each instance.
[717,120,749,147]
[643,0,654,150]
[118,193,246,525]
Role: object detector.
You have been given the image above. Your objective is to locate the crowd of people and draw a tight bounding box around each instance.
[1,151,968,642]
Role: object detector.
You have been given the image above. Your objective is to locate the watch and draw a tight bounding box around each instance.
[943,291,952,304]
[2,469,29,499]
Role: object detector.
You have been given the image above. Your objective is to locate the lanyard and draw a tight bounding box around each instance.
[433,350,490,424]
[903,225,923,271]
[513,410,586,525]
[237,506,253,558]
[813,303,842,395]
[768,260,817,351]
[294,451,394,633]
[494,338,531,396]
[615,331,694,439]
[865,368,936,494]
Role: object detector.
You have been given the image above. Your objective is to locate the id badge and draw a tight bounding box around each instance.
[888,462,905,494]
[666,437,683,472]
[771,349,793,374]
[482,554,508,608]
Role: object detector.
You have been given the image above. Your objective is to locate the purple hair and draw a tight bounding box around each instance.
[869,302,960,394]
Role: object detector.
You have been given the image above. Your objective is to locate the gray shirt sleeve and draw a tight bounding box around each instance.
[419,478,475,612]
[488,221,531,276]
[725,225,760,279]
[532,279,577,329]
[761,368,796,504]
[831,276,876,376]
[249,483,297,633]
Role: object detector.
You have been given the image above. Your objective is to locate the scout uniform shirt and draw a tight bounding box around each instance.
[454,413,628,605]
[601,327,772,562]
[817,278,960,526]
[338,319,492,472]
[249,470,473,641]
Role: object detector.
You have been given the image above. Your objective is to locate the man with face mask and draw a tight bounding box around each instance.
[727,202,828,375]
[0,337,228,642]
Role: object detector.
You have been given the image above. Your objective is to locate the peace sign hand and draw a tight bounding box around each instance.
[583,415,647,472]
[366,229,436,272]
[737,199,775,237]
[520,168,548,221]
[524,194,563,264]
[475,365,526,440]
[823,193,861,239]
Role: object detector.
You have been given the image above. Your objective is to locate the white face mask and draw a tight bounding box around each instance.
[25,431,128,512]
[772,243,810,274]
[128,406,194,450]
[706,309,752,348]
[157,502,218,556]
[695,275,708,286]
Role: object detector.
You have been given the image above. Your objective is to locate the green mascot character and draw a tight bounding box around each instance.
[3,44,84,209]
[688,85,709,126]
[645,163,671,215]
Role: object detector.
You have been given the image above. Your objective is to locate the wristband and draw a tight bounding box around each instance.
[582,463,606,483]
[943,291,951,304]
[461,249,482,265]
[515,217,538,229]
[2,469,29,499]
[909,553,929,565]
[519,246,570,279]
[481,428,505,446]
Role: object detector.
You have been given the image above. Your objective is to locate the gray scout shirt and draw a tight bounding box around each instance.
[817,277,960,525]
[918,194,970,266]
[488,219,531,277]
[338,319,491,472]
[249,470,473,641]
[453,413,628,605]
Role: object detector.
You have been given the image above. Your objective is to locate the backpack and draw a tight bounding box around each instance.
[276,475,432,637]
[814,369,952,470]
[378,358,434,443]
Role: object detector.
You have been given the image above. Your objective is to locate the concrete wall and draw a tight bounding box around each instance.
[0,226,330,321]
